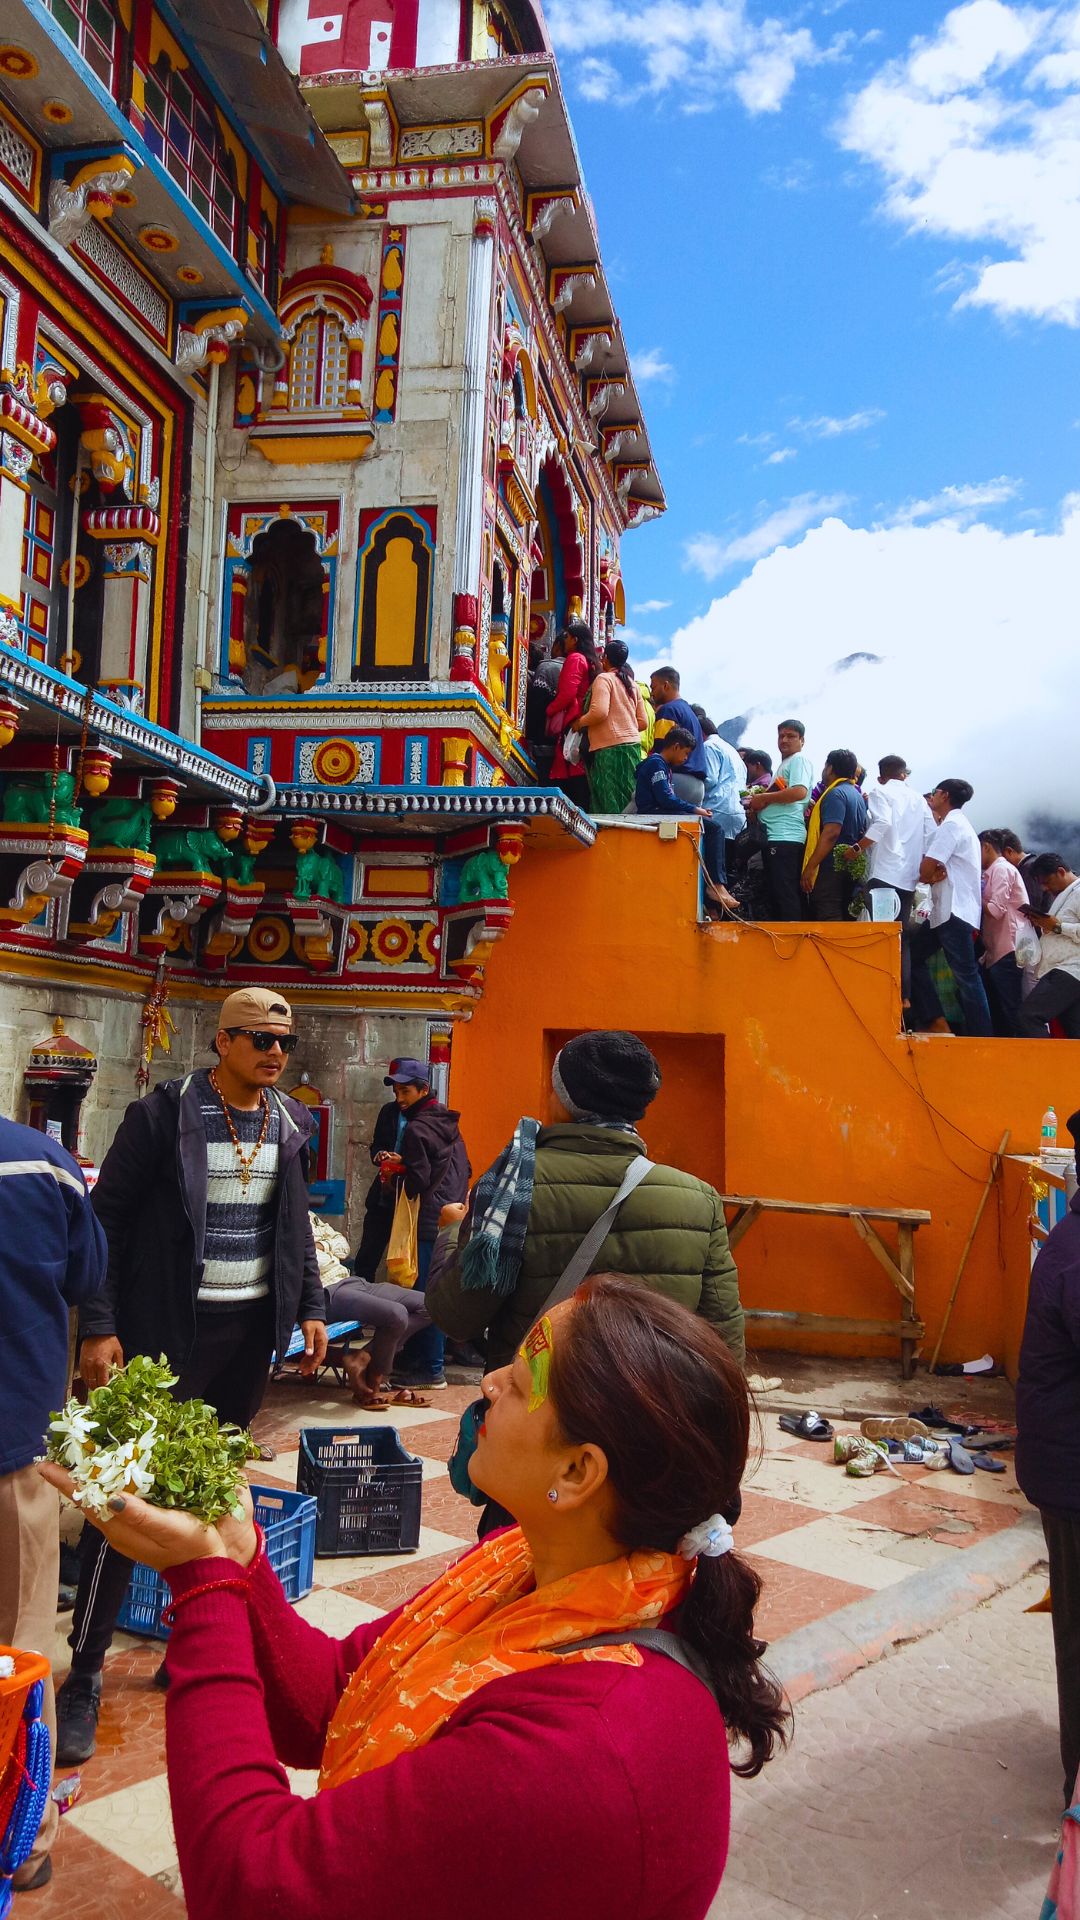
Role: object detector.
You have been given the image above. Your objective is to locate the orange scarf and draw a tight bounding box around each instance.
[319,1526,692,1790]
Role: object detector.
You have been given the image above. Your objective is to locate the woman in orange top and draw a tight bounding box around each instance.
[41,1278,787,1920]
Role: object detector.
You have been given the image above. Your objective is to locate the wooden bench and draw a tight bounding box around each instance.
[719,1195,931,1378]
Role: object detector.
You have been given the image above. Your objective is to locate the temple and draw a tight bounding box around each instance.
[0,0,660,1146]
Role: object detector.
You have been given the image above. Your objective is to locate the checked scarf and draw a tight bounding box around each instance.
[459,1116,540,1299]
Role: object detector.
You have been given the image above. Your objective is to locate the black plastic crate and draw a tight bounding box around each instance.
[297,1426,423,1557]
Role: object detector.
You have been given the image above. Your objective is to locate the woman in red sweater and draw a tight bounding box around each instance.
[545,617,601,803]
[41,1278,787,1920]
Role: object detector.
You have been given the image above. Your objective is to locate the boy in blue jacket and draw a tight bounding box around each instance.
[0,1114,107,1890]
[632,726,713,817]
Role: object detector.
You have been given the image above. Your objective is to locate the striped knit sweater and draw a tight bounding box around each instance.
[196,1069,280,1310]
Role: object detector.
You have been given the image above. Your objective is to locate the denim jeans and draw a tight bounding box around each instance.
[910,915,993,1036]
[701,820,728,887]
[393,1236,445,1378]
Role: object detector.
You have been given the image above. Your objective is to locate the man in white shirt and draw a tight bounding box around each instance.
[909,779,992,1036]
[1016,855,1080,1038]
[861,754,932,1004]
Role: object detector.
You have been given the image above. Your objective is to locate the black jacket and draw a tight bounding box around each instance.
[400,1096,470,1238]
[80,1074,325,1368]
[1017,1190,1080,1512]
[363,1100,403,1216]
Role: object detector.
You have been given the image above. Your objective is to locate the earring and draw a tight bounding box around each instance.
[546,1488,558,1504]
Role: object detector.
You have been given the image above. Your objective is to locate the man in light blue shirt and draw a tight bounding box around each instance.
[744,719,815,921]
[694,711,745,913]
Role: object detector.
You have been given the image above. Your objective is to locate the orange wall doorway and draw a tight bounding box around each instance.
[544,1028,725,1192]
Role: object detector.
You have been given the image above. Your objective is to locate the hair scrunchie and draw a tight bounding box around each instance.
[678,1514,735,1561]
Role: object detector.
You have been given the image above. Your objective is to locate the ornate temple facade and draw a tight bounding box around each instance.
[0,0,662,1187]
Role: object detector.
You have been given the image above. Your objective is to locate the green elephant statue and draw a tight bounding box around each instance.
[2,771,83,829]
[88,797,155,851]
[155,825,234,878]
[458,846,510,902]
[294,846,344,902]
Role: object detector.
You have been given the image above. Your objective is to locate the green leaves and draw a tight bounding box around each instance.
[48,1353,258,1524]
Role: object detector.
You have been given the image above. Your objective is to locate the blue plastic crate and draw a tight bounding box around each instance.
[116,1485,317,1641]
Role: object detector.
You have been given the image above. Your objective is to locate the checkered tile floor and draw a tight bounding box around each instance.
[35,1381,1027,1917]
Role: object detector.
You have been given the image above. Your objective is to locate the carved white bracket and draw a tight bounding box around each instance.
[552,272,596,315]
[626,502,663,529]
[588,381,626,421]
[493,89,546,162]
[176,312,247,375]
[530,194,576,241]
[48,162,136,250]
[363,97,395,166]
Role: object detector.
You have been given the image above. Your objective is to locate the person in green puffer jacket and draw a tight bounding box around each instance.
[426,1030,744,1374]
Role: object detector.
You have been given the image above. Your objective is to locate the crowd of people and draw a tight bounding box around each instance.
[527,630,1080,1040]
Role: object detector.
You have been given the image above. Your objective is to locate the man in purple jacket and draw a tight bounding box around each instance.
[1017,1115,1080,1803]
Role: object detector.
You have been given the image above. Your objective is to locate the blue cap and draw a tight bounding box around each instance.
[384,1057,429,1086]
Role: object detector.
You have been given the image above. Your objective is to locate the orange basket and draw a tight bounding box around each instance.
[0,1647,50,1780]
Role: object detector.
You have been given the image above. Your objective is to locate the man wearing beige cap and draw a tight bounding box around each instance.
[56,986,327,1763]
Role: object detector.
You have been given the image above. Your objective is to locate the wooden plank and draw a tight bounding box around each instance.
[717,1194,931,1225]
[744,1310,927,1339]
[849,1212,914,1302]
[724,1200,762,1249]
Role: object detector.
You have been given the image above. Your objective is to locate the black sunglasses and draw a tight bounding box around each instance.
[225,1028,299,1054]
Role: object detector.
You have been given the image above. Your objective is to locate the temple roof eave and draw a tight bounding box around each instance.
[0,645,264,806]
[272,784,597,847]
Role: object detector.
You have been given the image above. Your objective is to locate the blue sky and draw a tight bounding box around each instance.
[547,0,1080,831]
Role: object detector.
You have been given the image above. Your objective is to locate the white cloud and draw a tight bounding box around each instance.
[684,492,848,578]
[765,446,798,464]
[545,0,837,113]
[838,1,1080,326]
[667,492,1080,829]
[630,345,676,385]
[737,429,776,448]
[789,408,886,437]
[632,597,673,612]
[885,474,1022,525]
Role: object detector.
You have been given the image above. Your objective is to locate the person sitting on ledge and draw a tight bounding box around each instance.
[40,1277,787,1920]
[631,725,712,817]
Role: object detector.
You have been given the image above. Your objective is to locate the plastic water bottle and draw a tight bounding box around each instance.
[1041,1105,1058,1153]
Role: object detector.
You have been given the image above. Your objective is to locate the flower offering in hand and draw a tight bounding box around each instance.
[47,1353,257,1523]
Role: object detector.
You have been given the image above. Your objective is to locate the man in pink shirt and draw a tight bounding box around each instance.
[980,829,1028,1035]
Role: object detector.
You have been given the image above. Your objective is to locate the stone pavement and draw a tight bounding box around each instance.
[711,1569,1061,1920]
[29,1358,1041,1917]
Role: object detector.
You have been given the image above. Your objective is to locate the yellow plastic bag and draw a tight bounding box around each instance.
[386,1187,420,1288]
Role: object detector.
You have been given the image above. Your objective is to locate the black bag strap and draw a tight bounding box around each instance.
[552,1628,718,1703]
[538,1154,655,1317]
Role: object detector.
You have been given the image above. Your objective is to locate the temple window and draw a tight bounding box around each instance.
[289,312,351,412]
[142,58,237,248]
[43,0,117,92]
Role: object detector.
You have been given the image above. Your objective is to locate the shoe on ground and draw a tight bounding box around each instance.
[13,1854,53,1892]
[446,1343,486,1369]
[152,1660,170,1691]
[55,1671,102,1765]
[57,1583,77,1613]
[390,1370,448,1391]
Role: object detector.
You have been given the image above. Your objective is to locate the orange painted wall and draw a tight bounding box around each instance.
[452,823,1076,1377]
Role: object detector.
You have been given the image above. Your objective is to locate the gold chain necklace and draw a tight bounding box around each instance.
[209,1069,271,1190]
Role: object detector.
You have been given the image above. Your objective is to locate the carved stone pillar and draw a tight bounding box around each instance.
[97,541,154,710]
[450,201,497,683]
